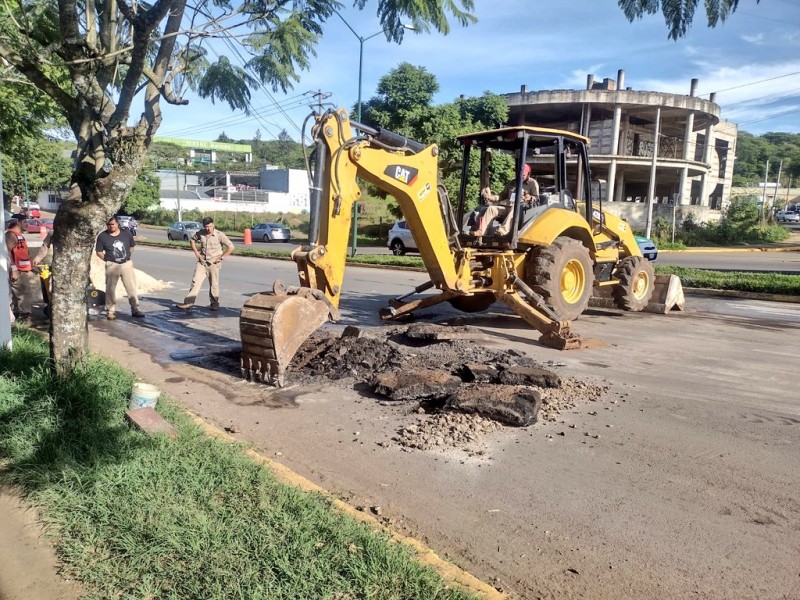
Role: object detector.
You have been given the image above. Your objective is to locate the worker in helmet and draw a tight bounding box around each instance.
[471,163,539,238]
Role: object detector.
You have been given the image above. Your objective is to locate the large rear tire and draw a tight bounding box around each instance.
[526,236,594,321]
[613,256,655,311]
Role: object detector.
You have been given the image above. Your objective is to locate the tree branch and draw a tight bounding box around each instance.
[0,43,78,119]
[140,66,189,105]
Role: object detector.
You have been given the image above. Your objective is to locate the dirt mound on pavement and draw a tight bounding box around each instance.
[287,324,608,451]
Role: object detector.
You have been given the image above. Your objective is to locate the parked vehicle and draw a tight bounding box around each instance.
[117,215,138,235]
[25,218,55,234]
[167,221,202,240]
[23,205,41,219]
[252,222,291,242]
[776,210,800,223]
[387,220,417,255]
[635,235,658,261]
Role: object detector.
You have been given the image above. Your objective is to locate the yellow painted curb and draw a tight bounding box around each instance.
[186,411,506,600]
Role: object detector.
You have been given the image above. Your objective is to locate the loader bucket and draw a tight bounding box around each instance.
[240,285,339,387]
[644,274,685,314]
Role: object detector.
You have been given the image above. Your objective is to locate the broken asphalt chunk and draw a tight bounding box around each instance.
[446,385,543,427]
[372,369,462,401]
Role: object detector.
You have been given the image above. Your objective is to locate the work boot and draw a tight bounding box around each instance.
[175,303,193,311]
[132,310,145,318]
[210,304,219,311]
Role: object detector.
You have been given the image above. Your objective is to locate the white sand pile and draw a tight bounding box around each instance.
[89,253,170,296]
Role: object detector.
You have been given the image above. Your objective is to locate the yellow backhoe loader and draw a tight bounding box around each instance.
[240,108,663,386]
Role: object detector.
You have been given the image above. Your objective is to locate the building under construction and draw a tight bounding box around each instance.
[502,70,737,228]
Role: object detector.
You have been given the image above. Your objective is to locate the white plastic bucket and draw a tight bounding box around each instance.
[129,383,160,410]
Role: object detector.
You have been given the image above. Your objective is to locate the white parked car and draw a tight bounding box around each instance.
[387,220,417,255]
[776,210,800,223]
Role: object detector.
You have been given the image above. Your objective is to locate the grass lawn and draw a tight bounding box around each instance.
[0,329,478,600]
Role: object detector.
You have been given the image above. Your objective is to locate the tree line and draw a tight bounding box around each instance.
[733,132,800,188]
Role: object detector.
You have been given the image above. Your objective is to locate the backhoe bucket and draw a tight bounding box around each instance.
[644,274,685,314]
[240,285,339,387]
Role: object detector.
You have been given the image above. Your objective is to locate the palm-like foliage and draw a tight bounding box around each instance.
[618,0,755,39]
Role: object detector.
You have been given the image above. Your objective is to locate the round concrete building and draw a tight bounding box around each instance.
[502,70,737,229]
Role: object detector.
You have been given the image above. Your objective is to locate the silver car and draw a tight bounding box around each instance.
[167,221,202,241]
[387,220,417,255]
[252,222,291,242]
[777,210,800,223]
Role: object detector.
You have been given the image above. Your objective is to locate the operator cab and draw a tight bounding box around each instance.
[455,127,596,249]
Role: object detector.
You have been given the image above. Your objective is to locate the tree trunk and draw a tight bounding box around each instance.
[49,137,145,377]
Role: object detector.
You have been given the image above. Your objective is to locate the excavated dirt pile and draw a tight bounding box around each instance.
[287,323,608,436]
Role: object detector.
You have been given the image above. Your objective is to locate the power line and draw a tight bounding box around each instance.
[159,95,313,138]
[703,71,800,96]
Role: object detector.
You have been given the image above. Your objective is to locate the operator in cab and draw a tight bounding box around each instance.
[471,164,539,238]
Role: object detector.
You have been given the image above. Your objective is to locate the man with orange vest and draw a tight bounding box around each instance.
[5,218,33,322]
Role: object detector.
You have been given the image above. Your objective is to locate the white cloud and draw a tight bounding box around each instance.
[741,33,765,44]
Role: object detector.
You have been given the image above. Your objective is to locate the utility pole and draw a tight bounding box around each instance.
[309,90,331,115]
[761,159,769,225]
[773,160,783,209]
[175,157,183,220]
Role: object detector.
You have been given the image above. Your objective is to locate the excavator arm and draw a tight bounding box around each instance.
[293,109,461,306]
[240,109,466,386]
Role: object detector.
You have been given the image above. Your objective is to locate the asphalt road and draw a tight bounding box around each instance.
[135,225,800,273]
[99,245,800,599]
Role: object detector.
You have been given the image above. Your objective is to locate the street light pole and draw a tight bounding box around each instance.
[334,12,414,256]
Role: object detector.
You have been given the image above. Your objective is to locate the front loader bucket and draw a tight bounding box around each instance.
[240,286,339,387]
[644,274,685,314]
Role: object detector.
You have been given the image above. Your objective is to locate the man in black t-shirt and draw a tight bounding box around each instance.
[95,216,144,320]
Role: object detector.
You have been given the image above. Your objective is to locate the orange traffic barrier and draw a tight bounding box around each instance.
[243,228,252,245]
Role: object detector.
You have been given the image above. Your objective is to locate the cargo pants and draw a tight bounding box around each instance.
[182,260,222,308]
[105,260,141,316]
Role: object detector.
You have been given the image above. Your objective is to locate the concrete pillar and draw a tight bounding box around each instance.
[700,92,717,207]
[645,106,662,238]
[617,69,625,90]
[211,150,217,164]
[606,105,623,202]
[679,111,695,206]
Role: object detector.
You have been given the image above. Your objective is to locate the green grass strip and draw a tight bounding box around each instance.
[0,329,477,600]
[654,265,800,295]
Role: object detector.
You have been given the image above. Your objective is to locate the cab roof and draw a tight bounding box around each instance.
[457,126,590,148]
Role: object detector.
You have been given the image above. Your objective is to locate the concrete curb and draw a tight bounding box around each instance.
[186,411,506,600]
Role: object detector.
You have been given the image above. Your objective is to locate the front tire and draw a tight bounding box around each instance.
[390,239,406,256]
[167,233,173,241]
[613,256,655,311]
[263,234,270,243]
[526,236,594,321]
[183,234,189,241]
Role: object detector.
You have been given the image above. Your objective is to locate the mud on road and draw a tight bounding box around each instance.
[201,323,610,454]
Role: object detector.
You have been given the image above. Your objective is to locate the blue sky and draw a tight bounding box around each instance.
[157,0,800,143]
